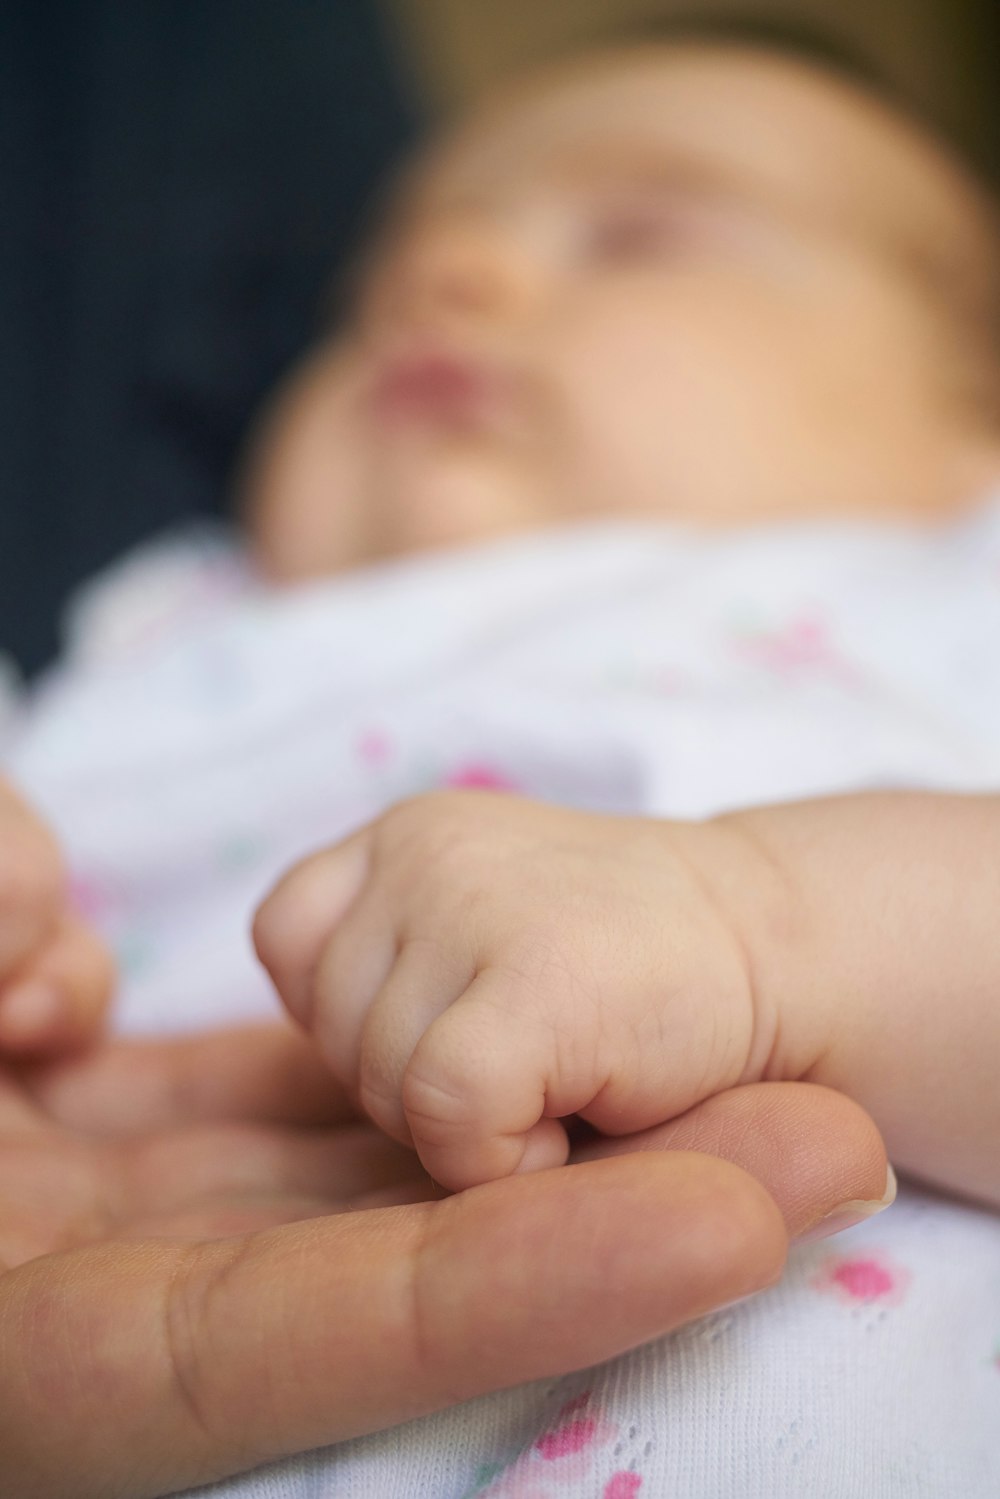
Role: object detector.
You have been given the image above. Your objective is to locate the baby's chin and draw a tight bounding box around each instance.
[363,440,559,558]
[246,446,555,584]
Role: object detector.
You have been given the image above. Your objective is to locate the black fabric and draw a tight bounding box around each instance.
[0,0,415,675]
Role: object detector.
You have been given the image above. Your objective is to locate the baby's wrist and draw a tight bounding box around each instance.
[665,809,822,1083]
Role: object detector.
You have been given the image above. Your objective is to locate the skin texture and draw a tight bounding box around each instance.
[0,1023,888,1499]
[245,44,1000,581]
[256,787,1000,1209]
[0,781,890,1497]
[255,793,761,1187]
[0,779,114,1054]
[9,39,998,1496]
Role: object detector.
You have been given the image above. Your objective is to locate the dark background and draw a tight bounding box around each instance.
[0,0,415,676]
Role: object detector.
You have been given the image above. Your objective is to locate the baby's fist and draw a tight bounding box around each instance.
[255,792,767,1190]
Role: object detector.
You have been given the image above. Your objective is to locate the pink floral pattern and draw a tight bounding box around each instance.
[466,1393,643,1497]
[811,1251,911,1308]
[731,610,858,686]
[444,762,521,792]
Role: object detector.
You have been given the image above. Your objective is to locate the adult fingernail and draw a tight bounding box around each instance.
[0,979,66,1042]
[795,1164,897,1244]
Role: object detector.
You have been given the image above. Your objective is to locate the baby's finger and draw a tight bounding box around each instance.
[354,936,477,1146]
[305,890,399,1092]
[253,831,373,1025]
[401,968,580,1188]
[0,914,115,1055]
[0,784,63,973]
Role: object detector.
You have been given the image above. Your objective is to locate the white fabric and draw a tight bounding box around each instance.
[6,507,1000,1497]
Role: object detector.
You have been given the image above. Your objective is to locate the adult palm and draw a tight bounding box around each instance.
[0,1022,887,1499]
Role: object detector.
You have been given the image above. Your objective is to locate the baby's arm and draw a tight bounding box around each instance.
[705,790,1000,1209]
[255,789,1000,1206]
[0,779,114,1053]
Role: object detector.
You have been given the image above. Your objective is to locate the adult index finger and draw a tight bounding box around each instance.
[0,1151,784,1498]
[573,1080,892,1242]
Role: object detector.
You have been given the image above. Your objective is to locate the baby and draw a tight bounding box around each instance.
[244,35,1000,1209]
[6,25,1000,1498]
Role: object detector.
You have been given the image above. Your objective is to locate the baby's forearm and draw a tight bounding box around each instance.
[259,786,996,1202]
[690,792,1000,1207]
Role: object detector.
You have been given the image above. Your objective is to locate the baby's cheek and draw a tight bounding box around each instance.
[243,342,371,581]
[573,290,832,522]
[549,290,731,511]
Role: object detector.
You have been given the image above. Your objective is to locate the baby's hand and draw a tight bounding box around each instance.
[0,780,114,1054]
[255,792,772,1190]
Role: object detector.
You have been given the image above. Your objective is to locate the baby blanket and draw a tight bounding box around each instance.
[7,506,1000,1497]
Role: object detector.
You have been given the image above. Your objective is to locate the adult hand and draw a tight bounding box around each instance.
[0,778,114,1054]
[0,1023,888,1499]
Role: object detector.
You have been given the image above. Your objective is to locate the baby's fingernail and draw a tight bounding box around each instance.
[795,1164,897,1244]
[0,980,66,1042]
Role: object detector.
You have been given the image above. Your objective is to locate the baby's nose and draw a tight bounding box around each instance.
[369,215,541,334]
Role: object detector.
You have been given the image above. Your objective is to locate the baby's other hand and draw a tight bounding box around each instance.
[255,792,771,1191]
[0,780,115,1055]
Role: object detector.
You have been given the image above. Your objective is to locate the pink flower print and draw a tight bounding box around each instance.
[473,1393,625,1496]
[357,728,393,768]
[604,1475,643,1499]
[811,1251,911,1307]
[531,1394,618,1482]
[68,875,112,923]
[535,1414,600,1461]
[444,761,521,793]
[733,611,857,686]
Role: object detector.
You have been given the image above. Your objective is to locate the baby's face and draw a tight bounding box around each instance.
[247,45,1000,579]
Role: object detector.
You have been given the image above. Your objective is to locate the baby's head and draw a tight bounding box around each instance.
[245,27,1000,580]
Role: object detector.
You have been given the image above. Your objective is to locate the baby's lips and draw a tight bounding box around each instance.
[794,1163,898,1244]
